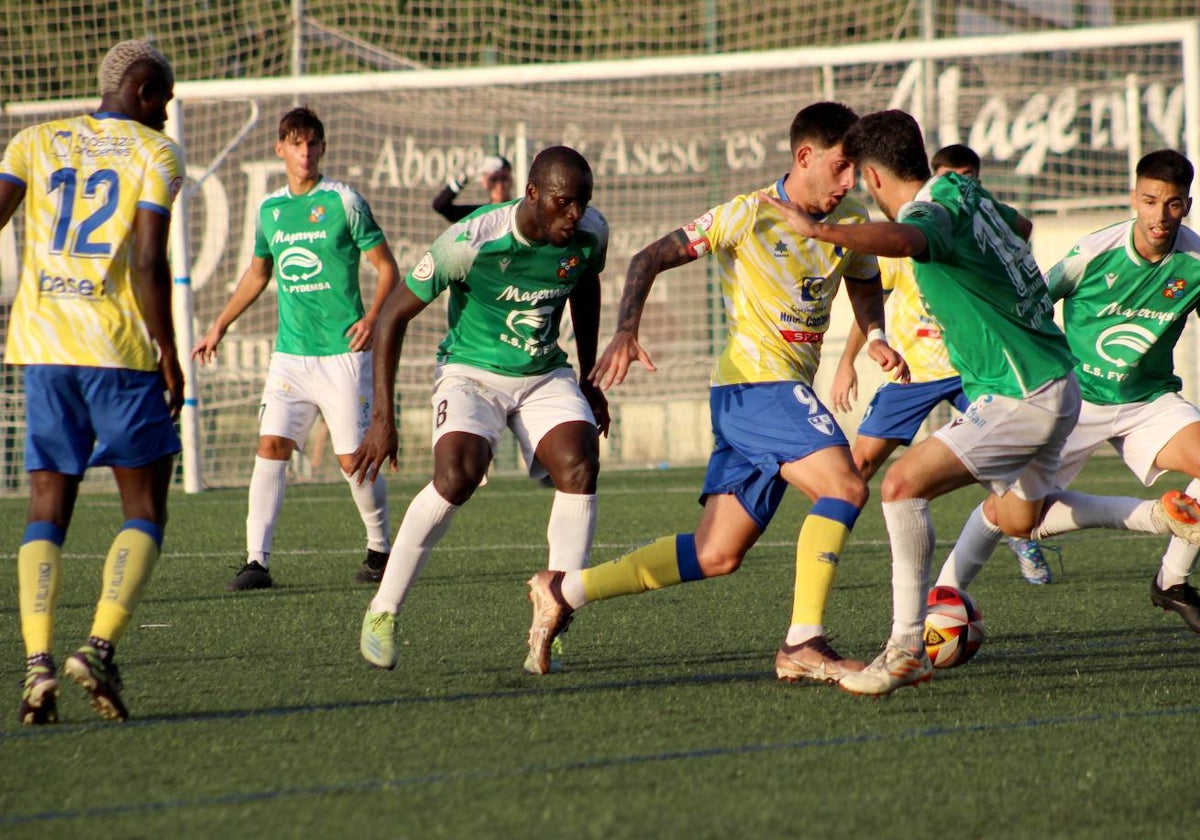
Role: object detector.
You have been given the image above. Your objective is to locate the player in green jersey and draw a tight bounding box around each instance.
[352,146,608,673]
[763,111,1200,695]
[193,107,400,590]
[830,144,1057,585]
[937,149,1200,632]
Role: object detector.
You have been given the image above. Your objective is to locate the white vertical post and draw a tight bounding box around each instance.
[1183,20,1200,208]
[166,98,203,493]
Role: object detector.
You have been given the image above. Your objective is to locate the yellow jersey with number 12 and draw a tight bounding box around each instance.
[1,112,182,370]
[687,176,879,387]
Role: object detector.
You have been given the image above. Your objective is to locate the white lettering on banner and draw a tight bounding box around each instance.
[889,60,1185,175]
[594,127,709,176]
[369,138,516,189]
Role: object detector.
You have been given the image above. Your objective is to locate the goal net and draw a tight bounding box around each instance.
[1,13,1198,494]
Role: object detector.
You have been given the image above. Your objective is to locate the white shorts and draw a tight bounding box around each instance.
[258,351,372,455]
[1055,392,1200,487]
[431,363,595,479]
[933,374,1081,500]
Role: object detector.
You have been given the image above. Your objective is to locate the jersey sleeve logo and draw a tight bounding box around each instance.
[412,252,435,282]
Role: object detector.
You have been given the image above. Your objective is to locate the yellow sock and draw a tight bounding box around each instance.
[790,498,859,627]
[18,523,65,657]
[90,520,162,645]
[581,534,701,602]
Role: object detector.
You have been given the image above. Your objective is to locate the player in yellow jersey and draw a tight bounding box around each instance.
[524,102,907,682]
[831,145,1057,585]
[0,40,183,723]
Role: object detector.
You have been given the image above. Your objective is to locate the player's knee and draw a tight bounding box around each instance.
[542,447,599,493]
[696,545,744,577]
[432,463,486,505]
[879,468,914,503]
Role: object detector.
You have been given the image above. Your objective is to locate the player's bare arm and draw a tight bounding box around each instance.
[191,255,273,365]
[346,240,402,352]
[132,206,185,417]
[351,284,429,483]
[831,321,868,412]
[591,228,695,390]
[0,180,25,230]
[569,270,610,436]
[759,192,929,259]
[844,273,909,384]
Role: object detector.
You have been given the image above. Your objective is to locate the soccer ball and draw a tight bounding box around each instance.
[923,585,985,668]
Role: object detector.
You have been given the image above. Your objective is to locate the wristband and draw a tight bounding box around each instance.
[446,175,465,193]
[867,328,887,343]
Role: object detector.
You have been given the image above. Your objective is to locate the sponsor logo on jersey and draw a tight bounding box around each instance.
[308,205,326,224]
[276,246,323,284]
[772,239,789,258]
[498,257,512,274]
[1104,272,1118,288]
[497,285,570,304]
[1095,323,1156,368]
[38,268,100,299]
[271,229,328,245]
[779,329,822,344]
[1163,278,1187,299]
[273,209,281,221]
[411,252,435,282]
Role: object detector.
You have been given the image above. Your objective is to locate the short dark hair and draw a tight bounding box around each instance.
[931,144,981,176]
[278,107,325,142]
[528,145,591,188]
[789,102,859,153]
[1136,149,1194,191]
[842,110,932,182]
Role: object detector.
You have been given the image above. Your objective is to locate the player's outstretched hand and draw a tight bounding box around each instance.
[868,340,910,384]
[758,191,819,238]
[350,419,399,484]
[590,330,656,391]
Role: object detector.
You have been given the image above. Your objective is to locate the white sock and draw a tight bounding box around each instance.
[559,570,588,609]
[1032,490,1160,539]
[246,456,288,567]
[883,498,934,651]
[1160,479,1200,588]
[936,503,1003,589]
[546,492,597,572]
[343,469,391,553]
[369,483,459,614]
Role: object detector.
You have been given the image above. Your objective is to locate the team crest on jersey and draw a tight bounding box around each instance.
[309,205,326,224]
[556,255,581,279]
[808,414,835,436]
[1163,278,1187,298]
[51,131,72,158]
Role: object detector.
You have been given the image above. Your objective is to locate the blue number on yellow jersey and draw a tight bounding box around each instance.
[1,112,182,370]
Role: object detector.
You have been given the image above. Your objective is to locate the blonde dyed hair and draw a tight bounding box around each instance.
[98,39,173,95]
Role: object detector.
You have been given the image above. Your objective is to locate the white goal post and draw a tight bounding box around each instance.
[1,20,1197,493]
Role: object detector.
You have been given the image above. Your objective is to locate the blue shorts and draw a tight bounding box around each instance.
[24,365,181,475]
[702,382,848,530]
[857,377,969,444]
